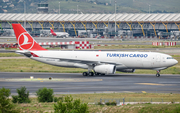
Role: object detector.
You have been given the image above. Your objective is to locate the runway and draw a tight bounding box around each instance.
[0,72,180,95]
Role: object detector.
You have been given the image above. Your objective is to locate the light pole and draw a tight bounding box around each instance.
[59,2,60,14]
[149,5,151,13]
[77,5,78,14]
[115,0,116,38]
[24,0,26,29]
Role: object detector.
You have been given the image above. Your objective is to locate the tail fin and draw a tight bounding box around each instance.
[50,28,56,36]
[12,24,47,51]
[50,27,54,33]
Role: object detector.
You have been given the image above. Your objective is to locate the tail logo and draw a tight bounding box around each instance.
[18,32,34,50]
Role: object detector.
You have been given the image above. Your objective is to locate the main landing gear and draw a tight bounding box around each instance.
[83,65,106,76]
[83,72,94,76]
[156,70,161,77]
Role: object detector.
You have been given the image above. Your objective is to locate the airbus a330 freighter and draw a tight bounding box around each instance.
[12,24,178,77]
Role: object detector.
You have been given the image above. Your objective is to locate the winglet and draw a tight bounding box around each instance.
[12,24,47,51]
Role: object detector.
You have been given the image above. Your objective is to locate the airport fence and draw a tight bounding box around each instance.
[92,98,180,106]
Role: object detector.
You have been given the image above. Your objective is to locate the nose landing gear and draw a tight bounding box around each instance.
[156,70,161,77]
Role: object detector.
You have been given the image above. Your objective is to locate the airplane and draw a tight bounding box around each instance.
[50,27,69,38]
[12,23,178,77]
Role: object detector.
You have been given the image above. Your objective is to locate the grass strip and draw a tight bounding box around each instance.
[0,53,21,57]
[14,93,180,113]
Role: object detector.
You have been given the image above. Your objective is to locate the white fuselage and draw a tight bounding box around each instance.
[51,32,69,37]
[27,51,178,71]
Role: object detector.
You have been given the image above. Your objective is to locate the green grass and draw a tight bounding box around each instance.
[88,104,180,113]
[0,59,86,73]
[59,93,180,103]
[0,53,21,57]
[136,104,180,113]
[13,93,180,113]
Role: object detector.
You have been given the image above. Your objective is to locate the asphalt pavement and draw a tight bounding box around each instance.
[0,72,180,95]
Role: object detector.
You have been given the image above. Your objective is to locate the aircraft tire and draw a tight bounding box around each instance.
[89,72,94,76]
[95,73,100,76]
[156,73,160,77]
[83,72,88,76]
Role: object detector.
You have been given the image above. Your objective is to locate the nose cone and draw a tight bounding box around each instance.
[169,59,178,66]
[166,59,178,67]
[173,59,178,65]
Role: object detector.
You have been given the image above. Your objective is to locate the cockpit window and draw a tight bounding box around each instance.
[167,57,174,59]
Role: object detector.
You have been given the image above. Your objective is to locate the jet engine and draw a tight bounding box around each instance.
[94,64,116,74]
[117,69,135,73]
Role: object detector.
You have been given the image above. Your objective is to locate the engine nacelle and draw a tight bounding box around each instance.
[117,69,135,73]
[94,64,116,74]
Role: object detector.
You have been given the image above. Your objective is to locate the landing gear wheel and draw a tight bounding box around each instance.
[156,73,160,77]
[156,70,161,77]
[82,72,88,76]
[95,72,100,76]
[89,72,94,76]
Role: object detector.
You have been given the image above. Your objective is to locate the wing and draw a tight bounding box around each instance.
[16,51,122,66]
[43,57,122,66]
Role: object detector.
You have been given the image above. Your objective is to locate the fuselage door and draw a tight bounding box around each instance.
[156,55,161,67]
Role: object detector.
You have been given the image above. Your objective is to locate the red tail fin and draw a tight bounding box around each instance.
[12,24,47,51]
[50,28,54,33]
[50,28,57,36]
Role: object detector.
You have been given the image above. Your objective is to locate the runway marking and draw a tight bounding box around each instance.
[135,83,175,86]
[136,83,165,86]
[142,91,146,93]
[0,78,103,82]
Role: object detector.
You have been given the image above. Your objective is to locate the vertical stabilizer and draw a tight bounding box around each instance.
[50,28,57,36]
[12,24,47,51]
[50,28,54,33]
